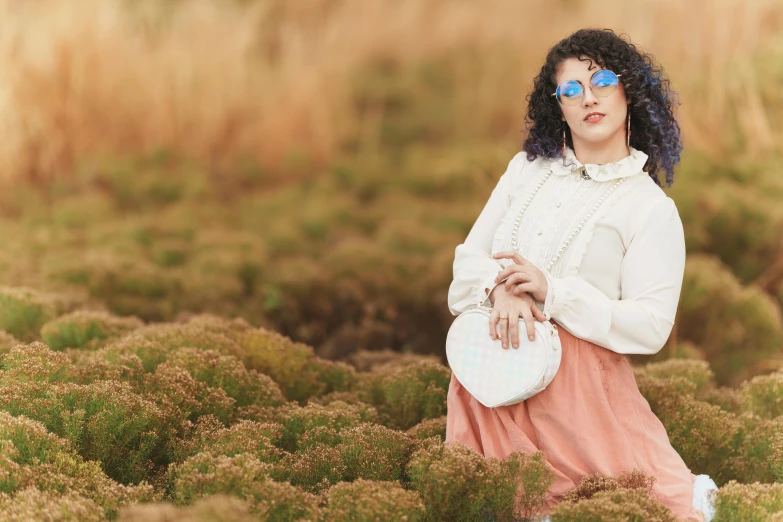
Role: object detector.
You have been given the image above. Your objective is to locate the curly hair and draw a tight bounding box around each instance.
[521,28,683,188]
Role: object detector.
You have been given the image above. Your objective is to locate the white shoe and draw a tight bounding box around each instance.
[692,474,718,522]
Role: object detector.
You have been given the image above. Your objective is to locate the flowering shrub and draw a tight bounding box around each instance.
[355,360,451,430]
[167,452,321,519]
[167,415,284,465]
[320,479,426,521]
[41,310,144,351]
[0,330,20,353]
[407,439,554,521]
[711,480,783,521]
[117,494,257,522]
[0,486,105,521]
[406,416,447,442]
[738,370,783,418]
[239,328,357,404]
[0,342,77,383]
[549,487,677,521]
[0,379,168,485]
[0,286,81,342]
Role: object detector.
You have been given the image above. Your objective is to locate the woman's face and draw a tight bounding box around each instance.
[554,56,628,150]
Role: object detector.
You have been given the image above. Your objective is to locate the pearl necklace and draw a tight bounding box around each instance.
[511,170,625,272]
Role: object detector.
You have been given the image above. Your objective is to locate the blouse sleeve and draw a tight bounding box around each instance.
[447,153,525,316]
[542,196,686,355]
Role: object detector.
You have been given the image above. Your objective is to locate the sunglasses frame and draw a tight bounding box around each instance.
[551,70,623,106]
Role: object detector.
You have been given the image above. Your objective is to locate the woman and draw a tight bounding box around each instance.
[445,29,718,521]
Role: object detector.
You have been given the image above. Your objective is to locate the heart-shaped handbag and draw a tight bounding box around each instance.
[445,169,627,408]
[446,305,561,407]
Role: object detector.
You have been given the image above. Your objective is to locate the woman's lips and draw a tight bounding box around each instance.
[584,113,605,123]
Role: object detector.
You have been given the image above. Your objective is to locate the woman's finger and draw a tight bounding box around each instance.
[504,271,533,290]
[498,313,510,349]
[489,308,501,341]
[508,308,521,349]
[531,304,547,322]
[520,308,536,342]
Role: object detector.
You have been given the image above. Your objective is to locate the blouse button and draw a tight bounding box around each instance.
[556,202,562,208]
[537,229,543,235]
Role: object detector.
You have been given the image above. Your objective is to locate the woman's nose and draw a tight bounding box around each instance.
[582,86,599,106]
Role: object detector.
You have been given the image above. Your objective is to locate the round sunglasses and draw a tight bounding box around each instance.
[551,69,623,106]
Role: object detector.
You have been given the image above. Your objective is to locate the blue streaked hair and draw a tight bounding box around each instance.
[521,28,683,188]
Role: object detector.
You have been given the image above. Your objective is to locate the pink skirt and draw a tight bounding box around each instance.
[445,320,706,522]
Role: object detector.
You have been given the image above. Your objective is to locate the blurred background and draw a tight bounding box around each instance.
[0,0,782,388]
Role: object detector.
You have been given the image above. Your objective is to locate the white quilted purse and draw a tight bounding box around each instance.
[446,305,561,407]
[445,169,626,408]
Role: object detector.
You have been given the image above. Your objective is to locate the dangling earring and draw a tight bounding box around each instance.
[562,125,567,156]
[626,111,631,148]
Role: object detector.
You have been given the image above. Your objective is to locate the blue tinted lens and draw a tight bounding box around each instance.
[592,70,618,89]
[558,81,583,101]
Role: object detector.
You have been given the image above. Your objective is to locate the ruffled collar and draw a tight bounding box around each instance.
[547,145,648,182]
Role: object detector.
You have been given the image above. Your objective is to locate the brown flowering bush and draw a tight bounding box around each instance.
[549,487,677,522]
[738,369,783,419]
[0,286,82,342]
[561,469,657,503]
[320,479,426,521]
[679,254,783,387]
[0,413,158,518]
[711,480,783,521]
[0,330,20,353]
[0,379,168,485]
[355,360,451,430]
[144,362,237,425]
[117,494,257,522]
[164,347,286,409]
[167,451,321,519]
[167,415,284,465]
[0,342,77,383]
[40,310,144,351]
[273,443,347,494]
[642,359,716,399]
[407,439,554,521]
[239,328,357,404]
[0,485,105,521]
[271,401,365,453]
[406,416,447,442]
[636,369,783,484]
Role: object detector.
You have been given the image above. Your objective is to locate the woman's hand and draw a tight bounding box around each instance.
[492,251,548,303]
[488,284,547,349]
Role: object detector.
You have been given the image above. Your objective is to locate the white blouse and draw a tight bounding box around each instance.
[447,145,686,356]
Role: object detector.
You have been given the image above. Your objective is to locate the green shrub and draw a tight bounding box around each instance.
[0,379,168,485]
[321,479,426,521]
[272,401,365,453]
[406,416,446,442]
[0,330,20,353]
[165,347,286,408]
[41,310,143,351]
[0,342,76,384]
[117,494,257,522]
[168,415,284,465]
[167,451,321,519]
[549,487,677,522]
[642,359,716,398]
[168,452,272,505]
[712,480,783,521]
[678,254,783,387]
[144,363,236,425]
[239,328,358,404]
[406,439,554,521]
[356,360,451,430]
[0,486,105,521]
[738,370,783,418]
[0,286,80,342]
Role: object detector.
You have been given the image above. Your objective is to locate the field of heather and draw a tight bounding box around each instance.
[1,0,783,520]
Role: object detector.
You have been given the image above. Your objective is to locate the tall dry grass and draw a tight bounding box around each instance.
[0,0,780,185]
